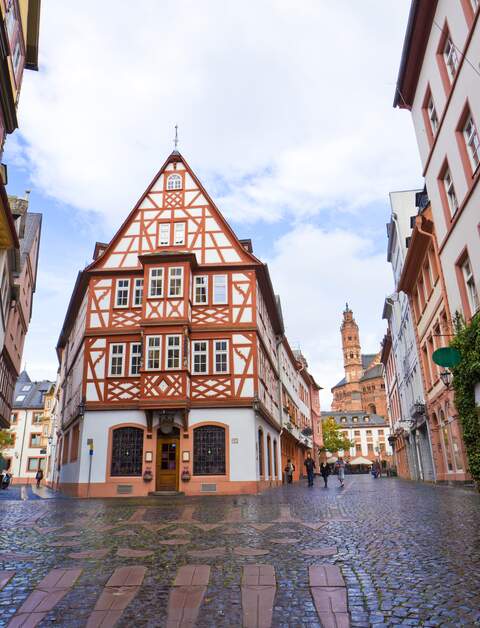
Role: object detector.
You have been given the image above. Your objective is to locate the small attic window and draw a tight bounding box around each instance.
[22,385,31,391]
[167,174,182,191]
[16,394,25,402]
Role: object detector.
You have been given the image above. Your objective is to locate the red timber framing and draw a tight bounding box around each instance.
[58,150,284,427]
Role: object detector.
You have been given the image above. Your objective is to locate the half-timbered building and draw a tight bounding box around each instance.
[55,150,320,497]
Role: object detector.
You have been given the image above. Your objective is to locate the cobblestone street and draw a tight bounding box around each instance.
[0,475,479,627]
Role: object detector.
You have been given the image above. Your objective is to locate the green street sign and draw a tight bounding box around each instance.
[432,347,461,368]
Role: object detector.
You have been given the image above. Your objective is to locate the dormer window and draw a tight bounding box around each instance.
[167,174,182,191]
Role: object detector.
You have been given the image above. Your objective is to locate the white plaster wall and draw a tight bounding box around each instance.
[411,0,469,172]
[386,195,426,424]
[190,407,258,482]
[254,412,281,481]
[63,407,264,486]
[3,409,48,479]
[61,410,148,484]
[409,2,480,317]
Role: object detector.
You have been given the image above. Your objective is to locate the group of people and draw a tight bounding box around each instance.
[284,454,347,488]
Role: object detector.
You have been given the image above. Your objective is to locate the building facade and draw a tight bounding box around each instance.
[395,0,480,328]
[2,371,54,482]
[382,190,435,481]
[0,0,41,427]
[278,339,321,481]
[398,202,470,483]
[331,305,387,418]
[394,0,478,483]
[54,151,321,497]
[320,411,393,469]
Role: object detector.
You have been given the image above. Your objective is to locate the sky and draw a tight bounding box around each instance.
[4,0,422,409]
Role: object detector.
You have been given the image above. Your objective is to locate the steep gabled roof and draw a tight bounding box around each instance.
[88,151,261,271]
[13,371,55,409]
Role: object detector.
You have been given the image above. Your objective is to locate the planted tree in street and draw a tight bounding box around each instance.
[0,430,14,471]
[320,416,353,455]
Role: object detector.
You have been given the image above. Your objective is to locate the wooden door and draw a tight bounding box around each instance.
[156,437,179,491]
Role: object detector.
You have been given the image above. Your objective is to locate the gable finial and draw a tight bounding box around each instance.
[173,124,179,150]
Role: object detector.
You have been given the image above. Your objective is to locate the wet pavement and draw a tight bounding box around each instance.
[0,475,479,627]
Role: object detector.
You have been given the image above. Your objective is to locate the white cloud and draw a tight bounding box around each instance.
[11,0,420,227]
[266,224,392,409]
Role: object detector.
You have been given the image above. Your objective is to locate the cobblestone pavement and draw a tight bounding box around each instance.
[0,475,479,627]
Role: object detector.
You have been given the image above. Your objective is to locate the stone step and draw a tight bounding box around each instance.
[148,491,185,496]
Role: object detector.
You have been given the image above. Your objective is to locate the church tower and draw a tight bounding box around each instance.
[341,303,362,385]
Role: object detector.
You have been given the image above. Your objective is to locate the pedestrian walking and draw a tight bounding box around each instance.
[334,457,346,488]
[284,459,295,484]
[320,462,330,488]
[35,468,44,489]
[304,452,316,487]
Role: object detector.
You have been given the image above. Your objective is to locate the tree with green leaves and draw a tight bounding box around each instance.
[0,429,14,471]
[320,416,354,454]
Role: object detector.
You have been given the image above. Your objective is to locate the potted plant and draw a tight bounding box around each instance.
[143,468,153,482]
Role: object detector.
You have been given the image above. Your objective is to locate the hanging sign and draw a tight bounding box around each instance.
[432,347,461,368]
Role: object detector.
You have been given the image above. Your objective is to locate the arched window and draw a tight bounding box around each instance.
[193,425,226,475]
[267,434,272,479]
[167,174,182,190]
[258,428,264,477]
[273,440,278,478]
[368,404,376,415]
[111,427,144,476]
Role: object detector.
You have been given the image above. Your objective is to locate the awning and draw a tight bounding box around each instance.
[349,456,373,466]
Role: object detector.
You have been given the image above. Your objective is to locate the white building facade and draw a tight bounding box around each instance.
[395,0,480,326]
[383,190,435,481]
[2,372,54,483]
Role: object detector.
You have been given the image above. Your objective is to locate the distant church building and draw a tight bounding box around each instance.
[331,305,387,417]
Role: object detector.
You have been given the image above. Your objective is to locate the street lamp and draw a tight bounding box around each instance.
[440,369,452,388]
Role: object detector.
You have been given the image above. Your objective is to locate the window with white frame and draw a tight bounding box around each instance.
[149,268,164,297]
[427,96,438,134]
[193,276,208,304]
[214,340,229,373]
[463,114,480,171]
[443,169,459,216]
[166,335,181,369]
[146,336,161,370]
[12,41,21,75]
[444,36,459,82]
[462,257,480,314]
[192,341,208,374]
[213,275,227,304]
[133,278,143,307]
[174,222,186,245]
[115,279,130,307]
[167,174,182,190]
[159,223,170,246]
[130,343,142,376]
[168,267,183,297]
[6,2,16,39]
[109,344,125,376]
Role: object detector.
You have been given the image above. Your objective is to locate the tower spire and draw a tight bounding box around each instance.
[173,124,179,151]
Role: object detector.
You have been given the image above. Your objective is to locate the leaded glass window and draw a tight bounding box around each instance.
[193,426,226,475]
[111,427,144,476]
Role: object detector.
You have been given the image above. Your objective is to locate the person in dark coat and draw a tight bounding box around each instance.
[35,468,44,488]
[304,452,316,487]
[320,462,330,488]
[284,459,295,484]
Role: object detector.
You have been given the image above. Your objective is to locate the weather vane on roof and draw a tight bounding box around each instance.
[173,125,179,150]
